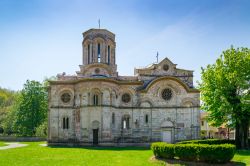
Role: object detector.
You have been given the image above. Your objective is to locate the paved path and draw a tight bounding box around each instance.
[0,142,28,150]
[39,143,47,147]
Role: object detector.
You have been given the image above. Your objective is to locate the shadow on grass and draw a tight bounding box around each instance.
[47,145,150,151]
[236,150,250,156]
[152,156,246,166]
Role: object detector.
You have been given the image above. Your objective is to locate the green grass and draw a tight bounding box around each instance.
[0,142,249,166]
[233,150,250,166]
[0,141,7,147]
[0,142,164,166]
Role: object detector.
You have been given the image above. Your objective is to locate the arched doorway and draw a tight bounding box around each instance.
[161,120,174,143]
[92,120,100,145]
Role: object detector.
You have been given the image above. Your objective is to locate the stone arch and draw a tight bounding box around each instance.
[92,120,100,129]
[139,98,154,107]
[142,76,199,93]
[181,97,196,107]
[83,38,92,45]
[90,88,102,105]
[56,87,74,97]
[56,88,74,105]
[119,87,135,105]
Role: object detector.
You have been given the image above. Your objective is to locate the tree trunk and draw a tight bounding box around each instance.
[235,120,241,149]
[235,119,249,149]
[243,119,249,149]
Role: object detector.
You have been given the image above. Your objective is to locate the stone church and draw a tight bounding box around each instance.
[48,28,200,146]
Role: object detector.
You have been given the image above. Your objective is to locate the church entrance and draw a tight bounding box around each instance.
[161,120,174,143]
[93,129,98,145]
[162,130,172,143]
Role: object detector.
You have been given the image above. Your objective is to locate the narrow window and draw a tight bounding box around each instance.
[66,117,69,129]
[98,43,101,63]
[112,113,115,124]
[201,121,204,126]
[145,114,148,123]
[126,117,129,129]
[63,117,69,129]
[63,118,65,129]
[108,45,110,64]
[122,116,129,129]
[93,95,99,106]
[123,120,126,129]
[88,44,90,64]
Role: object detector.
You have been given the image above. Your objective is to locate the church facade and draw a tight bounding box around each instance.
[48,28,200,146]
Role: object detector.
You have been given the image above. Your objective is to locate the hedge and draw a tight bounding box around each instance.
[175,144,199,161]
[176,139,235,145]
[177,139,250,147]
[151,142,175,159]
[199,144,236,163]
[151,142,236,163]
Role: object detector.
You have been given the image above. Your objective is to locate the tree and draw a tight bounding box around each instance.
[199,47,250,149]
[14,80,48,136]
[0,87,18,134]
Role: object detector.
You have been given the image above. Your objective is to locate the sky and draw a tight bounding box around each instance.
[1,0,250,91]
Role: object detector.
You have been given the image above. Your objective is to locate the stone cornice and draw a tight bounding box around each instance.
[49,77,143,86]
[50,105,200,109]
[140,76,200,93]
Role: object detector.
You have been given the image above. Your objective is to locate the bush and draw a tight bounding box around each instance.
[177,139,235,145]
[175,144,199,161]
[151,142,236,163]
[35,121,47,137]
[151,142,175,159]
[199,144,236,163]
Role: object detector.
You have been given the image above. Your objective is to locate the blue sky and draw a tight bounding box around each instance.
[1,0,250,90]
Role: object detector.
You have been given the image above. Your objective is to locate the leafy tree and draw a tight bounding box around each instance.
[14,80,48,136]
[0,87,18,134]
[199,47,250,149]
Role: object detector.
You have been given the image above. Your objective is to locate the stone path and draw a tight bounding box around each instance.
[39,143,47,147]
[0,142,28,150]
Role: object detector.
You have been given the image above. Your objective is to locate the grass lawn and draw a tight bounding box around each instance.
[0,141,7,147]
[0,142,164,166]
[0,142,249,166]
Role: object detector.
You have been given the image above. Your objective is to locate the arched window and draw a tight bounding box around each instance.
[98,43,101,63]
[93,94,99,106]
[112,113,115,124]
[122,115,130,129]
[108,45,110,64]
[63,117,69,129]
[88,44,90,64]
[145,114,149,124]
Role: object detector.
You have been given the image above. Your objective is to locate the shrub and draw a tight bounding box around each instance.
[151,142,175,159]
[177,139,235,145]
[198,144,236,163]
[35,121,47,137]
[151,141,237,163]
[175,144,199,161]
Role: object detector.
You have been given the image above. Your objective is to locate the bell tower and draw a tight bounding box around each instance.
[82,29,116,66]
[77,29,118,77]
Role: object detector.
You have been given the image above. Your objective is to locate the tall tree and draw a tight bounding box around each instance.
[14,80,48,136]
[199,47,250,149]
[0,87,18,134]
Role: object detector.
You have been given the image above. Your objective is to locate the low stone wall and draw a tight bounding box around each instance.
[0,136,46,142]
[48,142,151,147]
